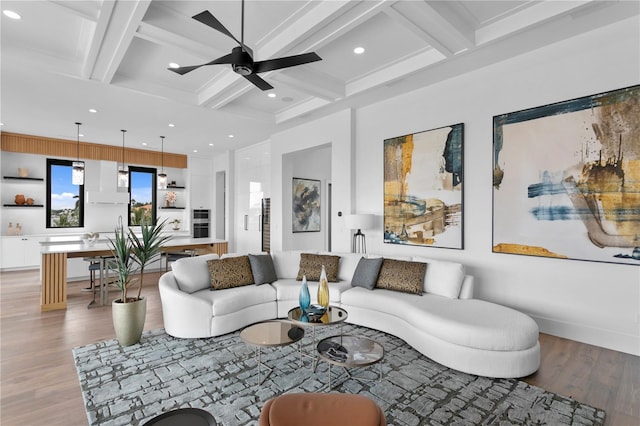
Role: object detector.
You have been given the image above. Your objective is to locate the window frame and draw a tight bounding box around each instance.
[46,158,85,228]
[128,165,157,227]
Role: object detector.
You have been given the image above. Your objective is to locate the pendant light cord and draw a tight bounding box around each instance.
[75,122,82,161]
[121,130,126,168]
[160,136,165,173]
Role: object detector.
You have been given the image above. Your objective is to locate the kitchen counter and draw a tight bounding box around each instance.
[39,237,228,311]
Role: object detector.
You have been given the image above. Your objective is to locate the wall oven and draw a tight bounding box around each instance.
[192,209,210,238]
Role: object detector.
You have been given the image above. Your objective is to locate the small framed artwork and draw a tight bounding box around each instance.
[292,177,321,232]
[383,123,464,249]
[493,84,640,265]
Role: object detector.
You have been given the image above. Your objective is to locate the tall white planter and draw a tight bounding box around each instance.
[112,297,146,346]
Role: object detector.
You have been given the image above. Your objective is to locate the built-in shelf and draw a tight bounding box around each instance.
[165,185,185,189]
[160,207,185,210]
[3,176,44,182]
[3,204,44,207]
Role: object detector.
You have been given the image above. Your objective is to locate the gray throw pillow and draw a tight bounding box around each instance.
[248,253,278,285]
[351,257,383,290]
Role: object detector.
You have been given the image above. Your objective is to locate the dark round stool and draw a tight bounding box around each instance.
[142,408,216,426]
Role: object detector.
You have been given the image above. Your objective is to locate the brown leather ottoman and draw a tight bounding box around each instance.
[259,393,386,426]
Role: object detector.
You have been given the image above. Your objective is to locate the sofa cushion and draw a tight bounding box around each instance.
[271,251,316,279]
[172,253,220,294]
[413,256,465,298]
[249,253,278,285]
[351,257,383,290]
[297,253,341,282]
[207,256,254,290]
[375,259,425,295]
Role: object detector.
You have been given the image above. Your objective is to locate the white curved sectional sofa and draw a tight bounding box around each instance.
[158,250,540,378]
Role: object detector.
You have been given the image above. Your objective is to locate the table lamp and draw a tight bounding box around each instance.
[344,214,376,253]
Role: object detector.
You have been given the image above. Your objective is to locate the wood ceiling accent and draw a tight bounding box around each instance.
[1,132,187,169]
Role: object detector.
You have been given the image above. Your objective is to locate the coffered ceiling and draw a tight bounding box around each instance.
[1,1,637,157]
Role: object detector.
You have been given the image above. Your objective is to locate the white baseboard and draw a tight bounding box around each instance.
[532,314,640,356]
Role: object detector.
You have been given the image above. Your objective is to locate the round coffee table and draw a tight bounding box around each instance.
[317,334,384,390]
[287,306,348,370]
[240,321,304,385]
[142,408,216,425]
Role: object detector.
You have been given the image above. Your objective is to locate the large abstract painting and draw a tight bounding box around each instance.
[493,85,640,265]
[384,123,464,249]
[292,177,320,232]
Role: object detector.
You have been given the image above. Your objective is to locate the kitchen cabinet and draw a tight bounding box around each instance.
[1,236,43,269]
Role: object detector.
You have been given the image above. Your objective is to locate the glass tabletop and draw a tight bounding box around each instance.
[317,334,384,367]
[240,321,304,347]
[287,305,348,325]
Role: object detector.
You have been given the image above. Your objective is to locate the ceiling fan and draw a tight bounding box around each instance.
[169,0,322,91]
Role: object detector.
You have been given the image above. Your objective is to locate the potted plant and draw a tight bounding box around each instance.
[109,217,171,346]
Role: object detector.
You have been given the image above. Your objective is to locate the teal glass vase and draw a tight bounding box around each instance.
[299,275,310,312]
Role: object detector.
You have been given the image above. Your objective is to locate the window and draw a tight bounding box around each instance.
[129,166,157,226]
[46,159,84,228]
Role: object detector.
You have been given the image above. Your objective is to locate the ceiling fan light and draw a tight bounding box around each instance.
[232,63,253,76]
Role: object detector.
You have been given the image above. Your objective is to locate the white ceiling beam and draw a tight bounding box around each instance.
[48,0,100,21]
[346,48,446,97]
[219,104,275,123]
[383,7,454,58]
[135,22,226,60]
[276,98,332,124]
[82,0,115,79]
[89,0,152,84]
[292,1,395,55]
[270,68,344,101]
[476,0,595,45]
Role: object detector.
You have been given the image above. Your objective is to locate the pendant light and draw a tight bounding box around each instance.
[117,129,129,188]
[158,136,168,189]
[72,122,85,185]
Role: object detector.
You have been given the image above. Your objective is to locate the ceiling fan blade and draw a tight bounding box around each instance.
[168,53,236,75]
[192,10,240,44]
[192,10,253,58]
[243,73,274,91]
[253,52,322,74]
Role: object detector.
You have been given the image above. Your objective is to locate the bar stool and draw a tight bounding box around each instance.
[83,256,116,308]
[164,249,197,271]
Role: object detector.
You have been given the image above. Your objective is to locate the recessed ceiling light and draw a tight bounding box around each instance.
[193,149,198,153]
[142,142,147,146]
[354,46,365,55]
[79,133,85,138]
[168,62,180,69]
[228,134,234,138]
[3,10,21,20]
[168,123,175,127]
[88,108,97,113]
[268,93,276,98]
[0,123,4,126]
[208,143,214,146]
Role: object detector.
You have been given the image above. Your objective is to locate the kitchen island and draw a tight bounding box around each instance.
[39,236,227,311]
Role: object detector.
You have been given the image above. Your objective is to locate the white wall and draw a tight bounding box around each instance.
[284,145,332,250]
[270,109,354,252]
[353,17,640,355]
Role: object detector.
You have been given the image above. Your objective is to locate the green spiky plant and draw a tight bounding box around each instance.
[108,217,172,303]
[108,216,138,303]
[129,218,172,300]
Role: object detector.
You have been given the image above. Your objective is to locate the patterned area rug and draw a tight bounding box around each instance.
[73,324,605,425]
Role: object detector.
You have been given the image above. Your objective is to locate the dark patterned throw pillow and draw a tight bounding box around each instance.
[207,256,254,290]
[375,258,425,295]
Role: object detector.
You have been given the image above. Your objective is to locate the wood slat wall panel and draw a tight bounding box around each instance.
[41,253,67,311]
[1,132,187,168]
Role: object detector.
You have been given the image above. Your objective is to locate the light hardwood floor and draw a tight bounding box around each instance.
[1,269,638,425]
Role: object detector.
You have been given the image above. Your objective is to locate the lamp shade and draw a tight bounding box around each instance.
[344,214,376,231]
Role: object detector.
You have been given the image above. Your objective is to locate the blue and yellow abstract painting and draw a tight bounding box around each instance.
[384,123,464,249]
[493,85,640,265]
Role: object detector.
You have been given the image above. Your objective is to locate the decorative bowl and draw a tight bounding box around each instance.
[306,304,326,318]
